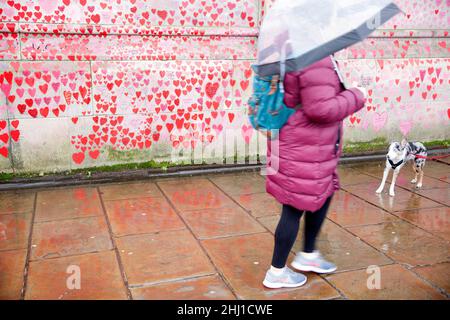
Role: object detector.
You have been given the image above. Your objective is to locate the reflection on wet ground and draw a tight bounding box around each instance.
[1,160,448,299]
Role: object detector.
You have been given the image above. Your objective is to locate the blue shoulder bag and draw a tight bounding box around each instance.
[247,42,296,139]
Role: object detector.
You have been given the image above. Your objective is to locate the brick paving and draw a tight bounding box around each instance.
[0,161,448,300]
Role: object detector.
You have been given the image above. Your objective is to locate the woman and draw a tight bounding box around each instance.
[263,55,367,289]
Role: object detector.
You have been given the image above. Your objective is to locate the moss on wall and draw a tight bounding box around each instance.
[1,139,449,182]
[343,137,389,154]
[342,138,450,154]
[106,146,152,162]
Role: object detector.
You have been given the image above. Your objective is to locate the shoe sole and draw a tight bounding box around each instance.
[291,261,337,274]
[262,277,307,289]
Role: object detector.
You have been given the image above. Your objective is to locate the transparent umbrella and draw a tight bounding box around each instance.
[255,0,402,77]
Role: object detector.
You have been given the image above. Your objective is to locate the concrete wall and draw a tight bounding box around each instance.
[0,0,449,173]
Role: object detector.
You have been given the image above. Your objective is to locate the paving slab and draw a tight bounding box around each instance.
[25,251,128,300]
[104,197,186,237]
[233,192,282,218]
[30,216,112,260]
[344,180,443,212]
[208,172,266,195]
[0,249,27,300]
[35,187,103,222]
[413,262,450,294]
[327,264,446,300]
[393,206,450,241]
[179,204,265,239]
[258,216,392,273]
[0,212,32,251]
[0,191,35,215]
[202,233,340,300]
[99,181,163,201]
[158,178,233,211]
[347,220,450,266]
[116,229,215,287]
[131,275,236,300]
[328,190,396,227]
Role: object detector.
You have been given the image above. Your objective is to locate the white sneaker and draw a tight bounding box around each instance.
[263,267,307,289]
[291,251,337,274]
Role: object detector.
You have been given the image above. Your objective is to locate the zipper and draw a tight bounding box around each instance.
[335,124,341,154]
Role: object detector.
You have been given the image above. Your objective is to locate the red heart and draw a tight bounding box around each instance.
[91,14,100,24]
[28,109,38,118]
[0,146,8,158]
[157,10,167,20]
[72,152,85,164]
[0,133,8,143]
[3,71,13,84]
[40,107,49,117]
[39,83,48,94]
[17,104,26,114]
[205,82,219,99]
[241,80,250,91]
[89,150,100,159]
[10,130,20,142]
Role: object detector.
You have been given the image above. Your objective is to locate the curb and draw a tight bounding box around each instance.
[1,148,448,191]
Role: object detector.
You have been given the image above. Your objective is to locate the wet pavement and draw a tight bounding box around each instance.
[0,160,449,300]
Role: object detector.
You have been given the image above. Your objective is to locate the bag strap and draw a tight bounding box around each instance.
[279,40,291,93]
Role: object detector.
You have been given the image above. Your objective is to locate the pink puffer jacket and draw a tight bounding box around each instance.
[266,56,365,212]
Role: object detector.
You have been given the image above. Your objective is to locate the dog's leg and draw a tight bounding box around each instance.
[411,163,418,184]
[417,167,424,188]
[389,167,401,196]
[416,159,426,189]
[376,165,390,194]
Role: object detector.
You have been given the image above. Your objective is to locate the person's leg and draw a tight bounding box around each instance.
[263,204,307,289]
[271,204,304,268]
[291,196,337,274]
[303,195,333,253]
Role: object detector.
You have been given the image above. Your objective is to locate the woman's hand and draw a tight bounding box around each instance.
[352,81,367,99]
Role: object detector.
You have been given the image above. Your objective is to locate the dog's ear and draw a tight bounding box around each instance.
[401,138,408,147]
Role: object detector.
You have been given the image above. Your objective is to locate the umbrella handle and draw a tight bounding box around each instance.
[279,40,291,93]
[330,55,346,87]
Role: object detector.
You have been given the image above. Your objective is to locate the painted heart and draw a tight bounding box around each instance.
[89,150,100,159]
[241,124,253,144]
[372,112,388,132]
[205,82,219,99]
[10,130,20,142]
[72,152,85,164]
[0,133,8,144]
[399,120,412,136]
[0,146,8,158]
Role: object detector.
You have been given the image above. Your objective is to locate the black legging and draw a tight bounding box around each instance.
[271,196,333,268]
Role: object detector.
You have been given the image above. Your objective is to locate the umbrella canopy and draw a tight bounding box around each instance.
[255,0,402,77]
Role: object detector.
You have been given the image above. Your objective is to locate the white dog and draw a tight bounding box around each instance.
[376,139,427,196]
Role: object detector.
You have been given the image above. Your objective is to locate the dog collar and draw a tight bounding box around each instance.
[388,158,403,169]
